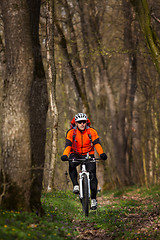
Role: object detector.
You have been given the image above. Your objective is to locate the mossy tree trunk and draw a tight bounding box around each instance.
[130,0,160,75]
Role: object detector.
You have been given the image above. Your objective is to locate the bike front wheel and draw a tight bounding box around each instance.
[81,174,89,217]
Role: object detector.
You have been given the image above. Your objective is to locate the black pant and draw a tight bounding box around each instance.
[69,153,98,199]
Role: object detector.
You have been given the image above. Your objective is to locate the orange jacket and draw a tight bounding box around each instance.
[62,127,104,156]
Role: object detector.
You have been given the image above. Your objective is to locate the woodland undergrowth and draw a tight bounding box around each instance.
[1,186,160,239]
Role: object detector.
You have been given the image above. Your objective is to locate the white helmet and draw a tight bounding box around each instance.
[75,113,87,122]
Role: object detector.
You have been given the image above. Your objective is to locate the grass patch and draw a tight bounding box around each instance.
[0,186,160,239]
[0,191,80,240]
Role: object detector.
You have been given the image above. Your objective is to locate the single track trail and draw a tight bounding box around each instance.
[72,189,160,239]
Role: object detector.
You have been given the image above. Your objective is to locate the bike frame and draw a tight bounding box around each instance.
[71,156,101,199]
[68,155,102,216]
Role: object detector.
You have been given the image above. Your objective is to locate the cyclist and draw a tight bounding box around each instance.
[61,113,107,210]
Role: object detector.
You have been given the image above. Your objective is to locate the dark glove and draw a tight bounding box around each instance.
[61,155,69,161]
[100,153,107,160]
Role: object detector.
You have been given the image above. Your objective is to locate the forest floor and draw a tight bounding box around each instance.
[1,186,160,239]
[74,188,160,239]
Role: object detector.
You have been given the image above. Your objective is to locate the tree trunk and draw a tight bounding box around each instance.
[122,0,138,184]
[27,0,48,214]
[0,0,48,213]
[55,21,90,116]
[130,0,160,75]
[0,0,34,210]
[44,0,58,192]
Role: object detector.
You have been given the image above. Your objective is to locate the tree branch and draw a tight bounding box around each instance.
[151,12,160,23]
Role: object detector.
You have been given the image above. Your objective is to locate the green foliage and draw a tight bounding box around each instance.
[1,187,160,239]
[0,191,80,240]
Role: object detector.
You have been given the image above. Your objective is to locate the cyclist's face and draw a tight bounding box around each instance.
[76,120,87,131]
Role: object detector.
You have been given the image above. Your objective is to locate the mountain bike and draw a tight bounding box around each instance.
[69,155,101,217]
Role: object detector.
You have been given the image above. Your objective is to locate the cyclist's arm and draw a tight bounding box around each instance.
[94,139,104,155]
[91,128,104,155]
[62,130,73,156]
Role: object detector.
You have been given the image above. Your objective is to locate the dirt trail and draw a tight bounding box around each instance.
[73,192,160,240]
[73,221,111,240]
[73,195,114,240]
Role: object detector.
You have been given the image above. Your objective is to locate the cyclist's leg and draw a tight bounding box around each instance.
[69,153,80,186]
[86,159,98,199]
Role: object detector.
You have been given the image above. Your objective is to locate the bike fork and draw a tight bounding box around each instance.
[79,172,90,199]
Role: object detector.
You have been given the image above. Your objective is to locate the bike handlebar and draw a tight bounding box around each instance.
[67,157,102,162]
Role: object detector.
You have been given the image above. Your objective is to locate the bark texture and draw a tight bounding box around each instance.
[0,0,48,213]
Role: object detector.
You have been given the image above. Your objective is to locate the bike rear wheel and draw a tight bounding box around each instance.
[81,174,89,216]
